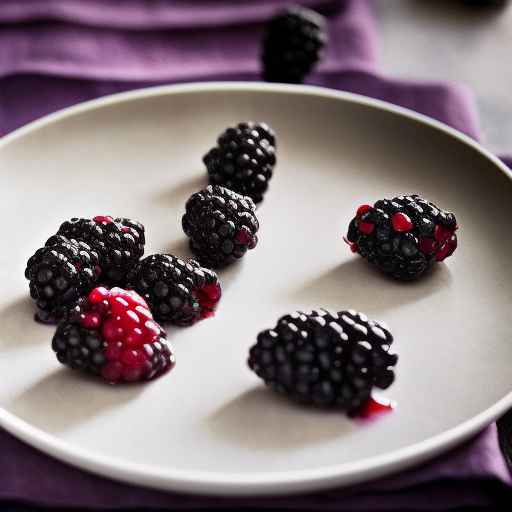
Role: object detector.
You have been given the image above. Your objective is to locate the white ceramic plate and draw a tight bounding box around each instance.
[0,83,511,496]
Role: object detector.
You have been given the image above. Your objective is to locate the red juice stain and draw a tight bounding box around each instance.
[358,396,395,419]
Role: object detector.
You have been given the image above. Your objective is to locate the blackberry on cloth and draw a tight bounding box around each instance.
[262,6,328,83]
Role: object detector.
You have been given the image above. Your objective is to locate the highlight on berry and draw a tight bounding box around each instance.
[182,185,260,268]
[52,287,175,384]
[345,194,458,280]
[203,121,276,204]
[262,6,328,84]
[248,309,398,416]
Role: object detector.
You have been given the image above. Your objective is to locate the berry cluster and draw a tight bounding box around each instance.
[26,213,223,384]
[345,195,458,280]
[53,287,174,383]
[262,6,328,84]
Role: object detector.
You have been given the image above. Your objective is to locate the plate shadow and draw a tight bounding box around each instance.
[7,369,143,433]
[164,237,194,259]
[154,173,207,206]
[204,386,355,452]
[287,258,452,315]
[0,296,49,347]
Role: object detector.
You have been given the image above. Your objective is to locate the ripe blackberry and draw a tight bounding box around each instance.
[52,286,175,383]
[127,254,221,326]
[203,122,277,203]
[248,309,397,415]
[52,215,145,284]
[262,6,328,83]
[25,236,100,323]
[182,185,259,268]
[345,194,458,280]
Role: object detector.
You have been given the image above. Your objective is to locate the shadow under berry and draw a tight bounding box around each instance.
[153,173,207,206]
[287,257,453,315]
[204,386,355,452]
[0,295,48,348]
[7,368,143,433]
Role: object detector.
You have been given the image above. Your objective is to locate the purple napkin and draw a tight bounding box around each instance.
[0,0,510,509]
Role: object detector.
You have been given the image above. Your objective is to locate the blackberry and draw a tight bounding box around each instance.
[345,195,458,280]
[52,286,175,383]
[51,215,145,284]
[248,309,397,415]
[262,6,328,83]
[203,122,277,203]
[127,254,221,326]
[25,236,100,323]
[182,185,259,268]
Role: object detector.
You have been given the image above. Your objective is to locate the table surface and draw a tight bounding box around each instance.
[375,0,511,154]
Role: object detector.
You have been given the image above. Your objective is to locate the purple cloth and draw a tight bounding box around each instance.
[0,0,510,509]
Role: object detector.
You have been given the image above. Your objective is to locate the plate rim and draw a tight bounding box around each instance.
[1,81,511,496]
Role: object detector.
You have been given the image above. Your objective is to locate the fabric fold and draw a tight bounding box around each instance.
[0,1,377,81]
[0,0,341,30]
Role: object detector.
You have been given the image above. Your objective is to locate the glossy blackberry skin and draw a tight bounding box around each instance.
[25,236,100,323]
[248,309,397,415]
[127,254,221,326]
[203,122,277,204]
[52,319,173,381]
[346,194,458,281]
[52,216,145,284]
[182,185,259,268]
[262,6,328,83]
[52,321,107,375]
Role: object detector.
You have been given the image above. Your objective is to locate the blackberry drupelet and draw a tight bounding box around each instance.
[52,215,145,284]
[248,309,397,415]
[262,6,328,83]
[345,194,458,280]
[25,236,100,323]
[203,121,276,203]
[182,185,259,268]
[127,254,221,326]
[52,286,175,383]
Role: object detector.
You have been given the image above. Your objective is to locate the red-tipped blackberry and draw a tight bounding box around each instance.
[52,287,175,383]
[248,309,397,415]
[345,194,458,280]
[127,254,221,326]
[182,185,259,268]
